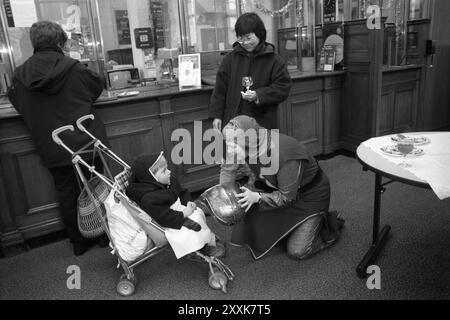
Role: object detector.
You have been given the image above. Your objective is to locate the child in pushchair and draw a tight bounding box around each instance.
[126,152,226,259]
[51,115,234,296]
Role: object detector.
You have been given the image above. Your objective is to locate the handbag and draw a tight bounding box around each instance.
[77,176,110,238]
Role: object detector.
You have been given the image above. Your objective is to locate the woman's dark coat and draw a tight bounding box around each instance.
[7,47,108,168]
[208,42,292,129]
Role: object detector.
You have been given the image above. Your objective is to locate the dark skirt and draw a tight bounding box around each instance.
[230,171,331,260]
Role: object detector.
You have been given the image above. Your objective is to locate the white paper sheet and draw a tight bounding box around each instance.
[164,198,216,259]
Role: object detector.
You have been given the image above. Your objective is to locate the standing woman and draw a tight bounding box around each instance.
[7,21,109,256]
[209,12,292,131]
[220,115,344,260]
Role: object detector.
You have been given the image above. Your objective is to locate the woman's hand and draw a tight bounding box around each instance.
[241,90,258,103]
[236,186,261,212]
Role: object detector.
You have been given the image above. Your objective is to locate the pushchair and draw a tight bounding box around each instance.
[51,114,234,296]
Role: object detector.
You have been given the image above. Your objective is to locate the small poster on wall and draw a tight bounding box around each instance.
[178,53,201,91]
[4,0,15,27]
[115,10,131,45]
[323,0,337,23]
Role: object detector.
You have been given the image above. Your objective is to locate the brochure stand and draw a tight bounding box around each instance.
[317,45,335,72]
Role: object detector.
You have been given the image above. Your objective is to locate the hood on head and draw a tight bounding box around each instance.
[14,48,78,94]
[131,153,163,183]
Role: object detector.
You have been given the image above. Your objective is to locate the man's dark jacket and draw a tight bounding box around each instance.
[208,42,292,129]
[7,47,108,168]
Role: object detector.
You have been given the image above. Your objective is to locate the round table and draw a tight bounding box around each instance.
[354,133,439,278]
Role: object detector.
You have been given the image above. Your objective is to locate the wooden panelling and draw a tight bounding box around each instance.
[288,93,323,155]
[344,72,371,139]
[0,129,63,240]
[379,68,420,135]
[170,93,220,191]
[285,75,344,156]
[341,19,424,151]
[323,80,343,154]
[105,118,164,167]
[379,92,394,134]
[342,19,383,150]
[420,0,450,131]
[394,89,415,129]
[170,92,211,113]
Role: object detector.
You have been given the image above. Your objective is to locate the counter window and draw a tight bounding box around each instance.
[0,0,432,94]
[97,0,181,82]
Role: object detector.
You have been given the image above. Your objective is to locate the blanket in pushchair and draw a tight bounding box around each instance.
[165,198,216,259]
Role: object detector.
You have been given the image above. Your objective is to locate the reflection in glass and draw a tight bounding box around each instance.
[185,0,238,52]
[96,0,181,82]
[0,12,13,97]
[35,0,95,62]
[408,0,430,20]
[299,0,316,71]
[277,27,299,70]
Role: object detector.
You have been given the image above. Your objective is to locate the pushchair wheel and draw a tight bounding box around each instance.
[117,274,136,296]
[208,268,228,293]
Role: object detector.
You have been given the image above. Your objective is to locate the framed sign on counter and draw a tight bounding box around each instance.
[322,23,344,70]
[317,45,335,72]
[178,53,201,91]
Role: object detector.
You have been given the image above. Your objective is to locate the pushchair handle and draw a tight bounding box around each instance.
[52,125,74,146]
[76,114,95,133]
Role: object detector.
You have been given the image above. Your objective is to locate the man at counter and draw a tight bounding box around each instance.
[209,12,292,131]
[7,21,109,256]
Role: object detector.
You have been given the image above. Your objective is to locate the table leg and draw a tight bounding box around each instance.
[356,173,391,278]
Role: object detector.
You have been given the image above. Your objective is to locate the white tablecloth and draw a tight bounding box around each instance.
[362,132,450,200]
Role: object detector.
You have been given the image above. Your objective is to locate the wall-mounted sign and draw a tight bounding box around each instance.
[116,10,131,45]
[4,0,15,27]
[149,0,165,49]
[134,28,154,49]
[323,0,336,23]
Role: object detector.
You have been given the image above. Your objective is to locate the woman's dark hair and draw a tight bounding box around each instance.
[30,21,68,49]
[235,12,266,43]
